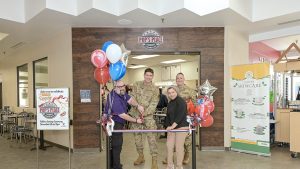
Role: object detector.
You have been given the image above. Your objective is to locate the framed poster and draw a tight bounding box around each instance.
[80,90,91,103]
[36,88,69,130]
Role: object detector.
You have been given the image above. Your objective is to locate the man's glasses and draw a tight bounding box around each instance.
[116,85,125,88]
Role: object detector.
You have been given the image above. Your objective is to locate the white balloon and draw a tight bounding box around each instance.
[106,44,122,64]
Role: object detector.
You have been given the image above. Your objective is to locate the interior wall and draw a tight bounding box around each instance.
[224,26,250,148]
[72,27,224,149]
[249,41,280,63]
[0,27,73,148]
[125,61,199,84]
[126,66,162,84]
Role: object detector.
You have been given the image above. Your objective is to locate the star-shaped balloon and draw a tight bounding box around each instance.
[198,80,217,97]
[120,43,131,66]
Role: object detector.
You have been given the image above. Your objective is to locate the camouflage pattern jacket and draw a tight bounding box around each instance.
[129,81,159,118]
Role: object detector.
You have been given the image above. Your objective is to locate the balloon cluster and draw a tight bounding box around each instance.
[91,41,130,84]
[187,80,217,127]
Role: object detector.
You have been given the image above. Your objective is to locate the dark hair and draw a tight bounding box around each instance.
[144,68,154,75]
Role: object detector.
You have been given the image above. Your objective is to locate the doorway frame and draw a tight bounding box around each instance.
[131,51,202,150]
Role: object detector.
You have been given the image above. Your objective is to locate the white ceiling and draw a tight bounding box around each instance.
[1,0,300,61]
[262,35,300,51]
[128,54,199,67]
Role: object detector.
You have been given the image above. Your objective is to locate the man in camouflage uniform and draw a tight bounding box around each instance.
[162,72,197,165]
[129,68,159,169]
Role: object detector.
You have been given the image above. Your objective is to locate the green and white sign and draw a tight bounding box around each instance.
[231,63,270,156]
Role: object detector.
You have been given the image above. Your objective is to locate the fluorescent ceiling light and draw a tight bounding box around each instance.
[278,60,287,63]
[286,55,300,59]
[161,59,186,64]
[132,55,159,59]
[0,32,8,41]
[128,65,147,69]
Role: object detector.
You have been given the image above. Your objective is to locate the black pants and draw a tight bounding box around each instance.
[110,122,124,169]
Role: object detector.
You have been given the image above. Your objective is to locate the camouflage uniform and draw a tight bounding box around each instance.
[129,81,159,157]
[178,85,197,153]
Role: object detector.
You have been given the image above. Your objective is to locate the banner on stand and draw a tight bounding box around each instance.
[36,88,69,130]
[231,63,270,156]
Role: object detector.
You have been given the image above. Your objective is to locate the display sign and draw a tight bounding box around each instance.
[231,63,270,156]
[138,30,163,49]
[80,90,91,103]
[36,88,69,130]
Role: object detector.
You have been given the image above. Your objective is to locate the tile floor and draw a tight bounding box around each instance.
[0,135,299,169]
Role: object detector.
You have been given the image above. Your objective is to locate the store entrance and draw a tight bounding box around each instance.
[128,51,201,147]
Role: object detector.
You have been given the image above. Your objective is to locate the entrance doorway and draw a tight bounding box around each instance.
[128,51,201,147]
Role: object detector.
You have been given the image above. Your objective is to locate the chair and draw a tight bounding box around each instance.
[154,107,167,129]
[24,113,35,141]
[0,110,16,137]
[10,112,33,143]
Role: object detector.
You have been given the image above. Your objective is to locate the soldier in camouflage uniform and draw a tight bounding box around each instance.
[162,72,197,165]
[129,68,159,169]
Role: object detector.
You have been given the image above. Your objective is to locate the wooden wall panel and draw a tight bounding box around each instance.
[72,27,224,149]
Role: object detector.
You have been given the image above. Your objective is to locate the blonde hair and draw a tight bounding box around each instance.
[167,85,180,96]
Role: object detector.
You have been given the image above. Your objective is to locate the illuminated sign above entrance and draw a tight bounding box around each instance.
[138,30,163,49]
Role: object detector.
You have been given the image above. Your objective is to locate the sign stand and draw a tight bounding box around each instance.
[68,119,71,169]
[35,88,70,169]
[36,128,39,169]
[99,84,103,152]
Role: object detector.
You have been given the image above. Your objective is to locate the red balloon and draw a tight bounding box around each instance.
[200,115,214,127]
[194,105,200,116]
[91,49,108,68]
[94,67,110,84]
[205,100,215,113]
[187,99,195,116]
[195,104,209,120]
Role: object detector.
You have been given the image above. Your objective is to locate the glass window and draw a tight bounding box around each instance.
[17,64,29,107]
[33,57,48,107]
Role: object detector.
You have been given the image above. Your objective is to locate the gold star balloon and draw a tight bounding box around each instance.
[198,79,217,97]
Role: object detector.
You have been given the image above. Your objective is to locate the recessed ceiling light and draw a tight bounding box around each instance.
[118,19,132,25]
[161,59,186,64]
[128,65,147,69]
[132,55,160,59]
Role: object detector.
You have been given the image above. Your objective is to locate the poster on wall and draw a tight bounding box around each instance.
[80,90,91,103]
[36,88,69,130]
[231,63,270,156]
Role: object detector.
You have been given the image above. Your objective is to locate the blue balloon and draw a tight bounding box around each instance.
[102,41,113,52]
[197,98,204,105]
[109,61,126,81]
